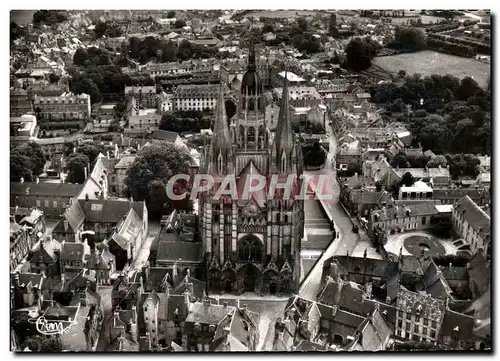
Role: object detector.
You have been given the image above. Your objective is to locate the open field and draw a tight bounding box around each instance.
[244,10,326,18]
[373,50,490,88]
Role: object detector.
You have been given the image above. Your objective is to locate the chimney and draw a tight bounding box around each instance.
[332,305,338,316]
[84,166,88,179]
[242,303,247,314]
[63,219,69,232]
[355,172,358,179]
[106,150,110,159]
[386,296,391,304]
[20,177,24,184]
[36,177,40,184]
[183,290,191,310]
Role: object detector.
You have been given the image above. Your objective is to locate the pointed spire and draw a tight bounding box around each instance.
[275,66,294,168]
[248,43,256,70]
[212,82,231,150]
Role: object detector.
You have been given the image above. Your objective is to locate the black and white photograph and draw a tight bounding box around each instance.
[8,8,492,353]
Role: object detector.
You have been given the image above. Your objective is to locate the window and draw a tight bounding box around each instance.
[414,324,419,333]
[423,319,428,326]
[36,199,41,208]
[430,330,436,339]
[431,320,437,328]
[396,330,401,337]
[44,199,49,208]
[422,327,428,335]
[406,313,411,320]
[422,216,426,225]
[53,200,58,208]
[415,315,420,323]
[397,310,403,318]
[412,335,419,342]
[397,320,402,329]
[406,322,411,330]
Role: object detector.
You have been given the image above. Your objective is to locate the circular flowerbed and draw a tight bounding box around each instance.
[403,235,446,257]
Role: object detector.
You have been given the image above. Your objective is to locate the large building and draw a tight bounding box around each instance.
[199,48,305,296]
[172,83,229,112]
[33,92,91,121]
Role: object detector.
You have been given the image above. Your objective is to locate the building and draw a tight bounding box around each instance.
[33,134,84,157]
[172,84,228,112]
[368,202,441,237]
[124,86,157,108]
[10,218,31,271]
[199,48,304,296]
[33,92,91,121]
[452,196,490,257]
[113,155,137,196]
[10,115,38,142]
[60,240,91,277]
[399,180,433,200]
[10,181,83,220]
[394,287,445,344]
[10,88,33,117]
[150,129,186,149]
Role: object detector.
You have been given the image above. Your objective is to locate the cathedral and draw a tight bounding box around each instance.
[199,48,305,296]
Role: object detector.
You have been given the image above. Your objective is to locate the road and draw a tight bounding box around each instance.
[298,119,361,300]
[96,286,113,351]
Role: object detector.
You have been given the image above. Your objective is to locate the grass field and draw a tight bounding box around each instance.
[373,50,490,88]
[245,10,326,18]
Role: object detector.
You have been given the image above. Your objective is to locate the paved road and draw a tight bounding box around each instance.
[96,286,113,352]
[298,122,361,300]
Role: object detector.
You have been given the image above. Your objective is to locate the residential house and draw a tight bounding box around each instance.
[10,218,31,271]
[108,206,146,271]
[30,237,61,277]
[34,92,91,121]
[383,167,451,190]
[151,129,187,150]
[124,86,157,108]
[86,246,116,285]
[113,155,137,196]
[11,272,45,310]
[394,287,445,344]
[10,88,33,117]
[59,239,91,277]
[452,196,490,257]
[10,181,83,219]
[54,289,102,351]
[368,202,440,237]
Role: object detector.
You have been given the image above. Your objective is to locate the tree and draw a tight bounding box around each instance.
[302,141,326,168]
[390,152,410,168]
[147,180,169,218]
[124,142,192,219]
[296,17,308,31]
[73,48,88,66]
[66,153,90,184]
[167,10,176,18]
[329,13,337,34]
[10,153,34,182]
[400,172,415,187]
[174,19,187,28]
[345,38,375,72]
[457,76,481,101]
[345,162,362,177]
[48,73,60,84]
[393,27,427,52]
[75,144,106,165]
[372,226,388,249]
[426,155,447,168]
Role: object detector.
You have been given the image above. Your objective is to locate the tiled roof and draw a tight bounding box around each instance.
[454,196,490,238]
[77,199,146,223]
[16,273,44,289]
[151,129,180,142]
[185,302,235,325]
[371,202,439,222]
[111,209,143,250]
[10,182,83,198]
[156,241,203,263]
[393,167,450,180]
[60,242,87,261]
[440,309,476,342]
[396,287,445,321]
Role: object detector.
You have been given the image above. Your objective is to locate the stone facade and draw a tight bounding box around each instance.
[200,49,304,296]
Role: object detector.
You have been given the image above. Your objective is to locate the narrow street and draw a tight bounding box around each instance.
[96,286,113,352]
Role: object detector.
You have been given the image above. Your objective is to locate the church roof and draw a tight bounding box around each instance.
[237,160,266,207]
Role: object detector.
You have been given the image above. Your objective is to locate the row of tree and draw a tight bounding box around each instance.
[10,142,46,182]
[372,74,490,155]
